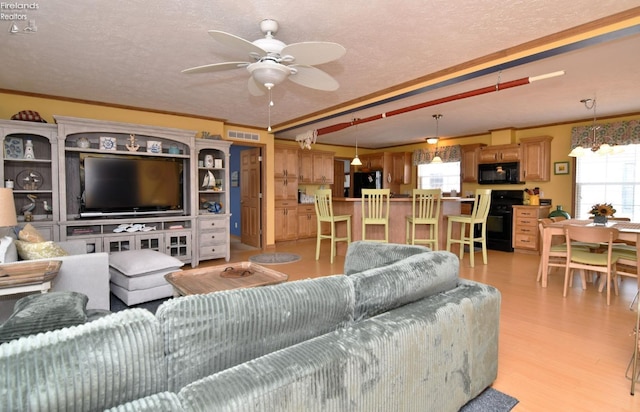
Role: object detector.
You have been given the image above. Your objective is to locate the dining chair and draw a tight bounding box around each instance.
[314,189,351,263]
[564,225,620,305]
[405,188,441,248]
[361,188,390,242]
[446,188,491,268]
[537,218,593,285]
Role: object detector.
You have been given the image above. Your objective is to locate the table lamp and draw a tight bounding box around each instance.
[0,188,18,228]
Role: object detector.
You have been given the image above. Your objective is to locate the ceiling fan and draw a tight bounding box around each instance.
[182,19,346,96]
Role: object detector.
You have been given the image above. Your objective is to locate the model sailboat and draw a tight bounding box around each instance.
[202,170,216,190]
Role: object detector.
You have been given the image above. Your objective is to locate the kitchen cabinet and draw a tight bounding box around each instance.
[299,149,335,184]
[512,205,550,253]
[274,144,298,178]
[275,200,298,241]
[461,144,486,183]
[390,152,410,184]
[358,153,385,171]
[297,204,317,239]
[521,136,553,181]
[478,144,521,164]
[275,145,299,202]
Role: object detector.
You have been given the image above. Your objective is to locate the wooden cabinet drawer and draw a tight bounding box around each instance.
[515,216,538,228]
[514,224,537,235]
[515,208,538,219]
[514,233,538,250]
[198,217,227,231]
[198,245,227,260]
[199,228,227,246]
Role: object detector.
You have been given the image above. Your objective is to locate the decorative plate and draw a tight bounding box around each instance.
[100,136,117,151]
[4,137,24,159]
[147,140,162,154]
[16,169,44,190]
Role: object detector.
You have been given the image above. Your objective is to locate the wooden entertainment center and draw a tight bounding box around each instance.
[1,116,231,267]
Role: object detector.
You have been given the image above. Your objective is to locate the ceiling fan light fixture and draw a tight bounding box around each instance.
[426,137,439,145]
[248,61,290,87]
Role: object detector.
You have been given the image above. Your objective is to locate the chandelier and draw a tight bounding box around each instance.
[295,130,317,150]
[568,98,622,157]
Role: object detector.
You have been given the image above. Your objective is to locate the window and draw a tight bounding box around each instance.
[574,144,640,220]
[417,162,461,192]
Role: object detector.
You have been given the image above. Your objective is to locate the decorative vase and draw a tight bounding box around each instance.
[593,215,608,225]
[549,205,571,219]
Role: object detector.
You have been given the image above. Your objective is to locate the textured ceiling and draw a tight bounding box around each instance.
[1,1,639,148]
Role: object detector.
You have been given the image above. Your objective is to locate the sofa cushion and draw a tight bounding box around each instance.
[0,291,88,343]
[107,392,185,412]
[110,267,174,290]
[348,250,459,320]
[14,240,68,260]
[156,275,355,391]
[0,236,18,263]
[109,249,184,277]
[18,223,46,243]
[0,308,167,411]
[343,241,431,275]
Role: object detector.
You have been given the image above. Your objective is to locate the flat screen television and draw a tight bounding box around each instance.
[80,154,184,217]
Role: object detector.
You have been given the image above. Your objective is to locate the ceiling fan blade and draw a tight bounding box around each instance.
[208,30,266,57]
[182,62,250,74]
[248,77,266,96]
[281,42,346,66]
[288,65,339,91]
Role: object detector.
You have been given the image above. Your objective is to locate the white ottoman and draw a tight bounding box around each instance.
[108,250,184,306]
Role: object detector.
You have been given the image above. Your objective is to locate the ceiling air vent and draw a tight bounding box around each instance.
[228,130,259,141]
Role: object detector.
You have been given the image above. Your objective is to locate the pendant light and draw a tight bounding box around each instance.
[351,119,362,166]
[430,114,443,164]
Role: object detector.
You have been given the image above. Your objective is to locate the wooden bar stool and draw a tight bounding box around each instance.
[446,188,491,267]
[361,188,390,242]
[314,189,351,263]
[405,188,441,249]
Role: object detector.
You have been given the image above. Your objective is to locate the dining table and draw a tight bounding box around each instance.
[539,219,640,287]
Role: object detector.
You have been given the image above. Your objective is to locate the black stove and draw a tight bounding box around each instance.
[486,190,524,252]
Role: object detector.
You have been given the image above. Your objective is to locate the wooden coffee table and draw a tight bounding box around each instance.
[0,260,62,297]
[165,261,288,296]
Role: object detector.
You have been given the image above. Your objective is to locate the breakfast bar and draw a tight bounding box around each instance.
[331,196,474,255]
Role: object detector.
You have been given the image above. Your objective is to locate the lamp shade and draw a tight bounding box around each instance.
[0,188,17,227]
[351,155,362,166]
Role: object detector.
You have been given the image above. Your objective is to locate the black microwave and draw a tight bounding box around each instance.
[478,162,521,184]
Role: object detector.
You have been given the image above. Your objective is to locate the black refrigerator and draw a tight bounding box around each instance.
[353,171,382,198]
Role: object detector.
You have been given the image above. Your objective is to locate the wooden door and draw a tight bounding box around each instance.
[240,147,261,248]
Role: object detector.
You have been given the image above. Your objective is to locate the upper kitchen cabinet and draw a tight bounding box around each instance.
[274,144,298,178]
[521,136,553,181]
[390,152,410,184]
[478,144,521,164]
[299,149,335,184]
[461,144,486,183]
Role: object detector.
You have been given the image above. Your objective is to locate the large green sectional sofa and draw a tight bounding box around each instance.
[0,242,501,411]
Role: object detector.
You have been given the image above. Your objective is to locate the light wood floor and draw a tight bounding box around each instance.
[206,238,640,411]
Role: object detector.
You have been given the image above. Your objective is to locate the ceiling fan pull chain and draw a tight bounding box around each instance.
[267,84,274,131]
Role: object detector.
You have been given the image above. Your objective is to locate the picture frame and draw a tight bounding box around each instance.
[231,171,239,187]
[99,136,117,151]
[4,137,24,159]
[554,161,570,175]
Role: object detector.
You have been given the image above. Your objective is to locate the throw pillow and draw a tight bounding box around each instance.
[109,249,184,277]
[18,223,46,243]
[0,236,18,263]
[15,240,68,260]
[0,291,89,343]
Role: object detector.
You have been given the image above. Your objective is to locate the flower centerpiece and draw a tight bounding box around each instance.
[589,203,616,225]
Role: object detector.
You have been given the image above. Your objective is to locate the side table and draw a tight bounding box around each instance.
[0,260,62,297]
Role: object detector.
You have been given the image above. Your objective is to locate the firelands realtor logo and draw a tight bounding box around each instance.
[2,2,39,33]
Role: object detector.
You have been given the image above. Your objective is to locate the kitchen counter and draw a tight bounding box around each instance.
[331,197,473,255]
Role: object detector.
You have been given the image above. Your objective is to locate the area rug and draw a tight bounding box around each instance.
[459,387,519,411]
[249,253,301,265]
